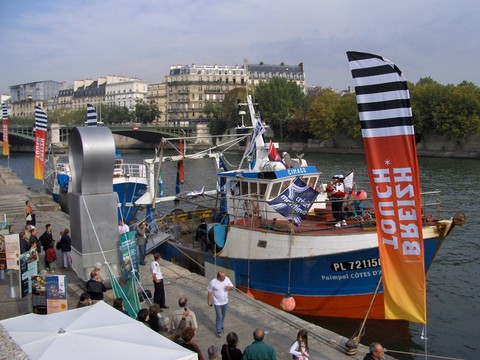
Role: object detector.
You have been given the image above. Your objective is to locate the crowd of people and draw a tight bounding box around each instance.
[11,202,385,360]
[14,201,73,273]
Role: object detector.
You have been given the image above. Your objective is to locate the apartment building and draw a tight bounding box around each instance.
[146,82,167,124]
[164,62,306,125]
[247,62,306,93]
[165,64,247,125]
[9,80,65,117]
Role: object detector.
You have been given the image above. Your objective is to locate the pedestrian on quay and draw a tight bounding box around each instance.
[243,328,277,360]
[77,292,92,308]
[221,332,243,360]
[113,298,128,315]
[136,308,150,327]
[29,227,41,254]
[151,252,169,309]
[24,200,36,226]
[289,329,309,360]
[45,240,57,273]
[118,219,129,235]
[148,303,163,332]
[39,224,54,268]
[19,231,30,254]
[207,271,234,338]
[208,345,220,360]
[58,228,72,270]
[363,342,385,360]
[180,327,204,360]
[86,269,107,301]
[171,296,198,331]
[136,220,149,265]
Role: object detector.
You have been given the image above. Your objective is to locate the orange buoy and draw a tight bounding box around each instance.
[280,294,296,312]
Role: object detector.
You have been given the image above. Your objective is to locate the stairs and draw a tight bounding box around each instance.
[0,167,61,219]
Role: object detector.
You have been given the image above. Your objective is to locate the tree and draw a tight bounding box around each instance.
[102,104,132,124]
[254,77,305,140]
[134,99,160,124]
[48,108,84,125]
[205,88,247,136]
[307,88,341,142]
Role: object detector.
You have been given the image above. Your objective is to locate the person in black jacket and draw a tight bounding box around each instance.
[363,342,385,360]
[86,269,107,301]
[39,224,54,267]
[58,228,72,270]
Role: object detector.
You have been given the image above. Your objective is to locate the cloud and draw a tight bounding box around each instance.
[1,0,479,94]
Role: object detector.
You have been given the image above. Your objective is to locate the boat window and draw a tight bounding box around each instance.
[270,182,281,199]
[281,181,291,191]
[259,183,267,196]
[240,181,248,195]
[249,182,257,195]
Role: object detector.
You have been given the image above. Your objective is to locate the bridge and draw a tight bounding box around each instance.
[1,124,199,148]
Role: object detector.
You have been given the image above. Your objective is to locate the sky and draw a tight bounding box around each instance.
[1,0,479,95]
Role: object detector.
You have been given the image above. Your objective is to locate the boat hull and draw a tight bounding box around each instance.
[158,221,450,319]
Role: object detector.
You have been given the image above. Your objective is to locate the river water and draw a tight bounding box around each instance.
[1,150,478,360]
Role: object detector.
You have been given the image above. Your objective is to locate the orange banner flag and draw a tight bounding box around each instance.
[2,105,8,156]
[33,106,48,180]
[347,51,426,323]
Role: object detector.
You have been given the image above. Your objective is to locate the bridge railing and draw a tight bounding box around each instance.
[6,124,197,143]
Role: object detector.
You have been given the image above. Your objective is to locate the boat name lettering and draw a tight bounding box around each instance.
[372,167,422,259]
[286,168,307,175]
[321,269,381,281]
[331,258,380,272]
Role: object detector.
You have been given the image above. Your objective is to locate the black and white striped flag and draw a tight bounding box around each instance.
[2,104,8,119]
[86,103,98,127]
[34,106,48,131]
[346,51,413,138]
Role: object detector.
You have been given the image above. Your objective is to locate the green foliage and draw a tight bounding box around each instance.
[205,88,247,136]
[307,88,341,141]
[133,99,160,124]
[102,103,132,124]
[410,78,480,142]
[254,77,305,140]
[48,108,84,125]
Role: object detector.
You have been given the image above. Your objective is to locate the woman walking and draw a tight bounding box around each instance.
[59,228,72,270]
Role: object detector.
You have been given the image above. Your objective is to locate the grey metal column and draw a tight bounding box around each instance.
[68,127,120,282]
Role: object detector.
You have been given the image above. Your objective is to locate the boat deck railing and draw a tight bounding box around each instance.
[149,189,444,237]
[114,163,147,178]
[226,189,444,228]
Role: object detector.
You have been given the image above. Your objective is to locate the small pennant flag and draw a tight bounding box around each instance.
[2,104,9,156]
[34,106,48,179]
[87,103,98,127]
[2,104,7,119]
[35,106,48,131]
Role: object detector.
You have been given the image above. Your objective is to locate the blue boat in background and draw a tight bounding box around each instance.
[44,146,148,224]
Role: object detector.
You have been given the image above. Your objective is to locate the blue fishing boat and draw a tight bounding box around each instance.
[44,146,147,224]
[139,93,463,320]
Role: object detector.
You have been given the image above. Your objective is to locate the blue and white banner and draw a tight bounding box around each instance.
[244,118,265,158]
[86,103,98,126]
[267,177,318,225]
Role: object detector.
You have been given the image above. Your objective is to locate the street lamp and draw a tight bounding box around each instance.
[238,110,246,128]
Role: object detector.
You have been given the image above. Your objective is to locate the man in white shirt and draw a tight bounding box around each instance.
[150,253,168,309]
[207,271,233,338]
[118,220,129,235]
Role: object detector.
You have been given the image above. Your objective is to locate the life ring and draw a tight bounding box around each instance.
[352,190,367,200]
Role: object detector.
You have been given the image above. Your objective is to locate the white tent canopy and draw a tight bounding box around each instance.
[0,301,197,360]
